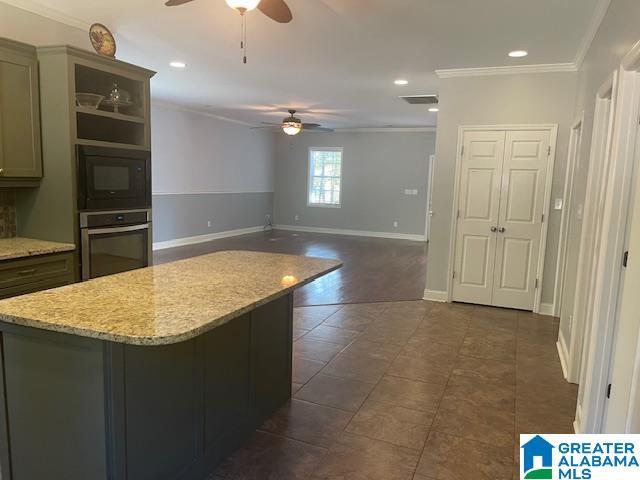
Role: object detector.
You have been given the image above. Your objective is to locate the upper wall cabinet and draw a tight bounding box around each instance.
[0,39,42,183]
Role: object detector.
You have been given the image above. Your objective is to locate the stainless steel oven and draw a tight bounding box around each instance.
[80,209,152,281]
[77,145,151,211]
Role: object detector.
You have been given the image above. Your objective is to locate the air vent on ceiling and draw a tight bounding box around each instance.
[399,94,439,105]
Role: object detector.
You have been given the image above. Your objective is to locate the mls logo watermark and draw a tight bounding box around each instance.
[520,434,640,479]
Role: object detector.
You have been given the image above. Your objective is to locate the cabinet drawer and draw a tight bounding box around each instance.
[0,275,74,300]
[0,253,74,289]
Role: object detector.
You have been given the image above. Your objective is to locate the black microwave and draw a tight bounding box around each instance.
[76,145,151,211]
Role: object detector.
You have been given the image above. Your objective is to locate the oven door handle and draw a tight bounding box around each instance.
[86,223,151,236]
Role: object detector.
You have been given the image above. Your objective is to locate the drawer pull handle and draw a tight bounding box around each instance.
[17,269,37,275]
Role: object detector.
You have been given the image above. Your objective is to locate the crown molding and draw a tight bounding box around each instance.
[334,127,436,133]
[435,0,611,79]
[435,63,577,78]
[574,0,612,69]
[0,0,91,31]
[152,100,258,127]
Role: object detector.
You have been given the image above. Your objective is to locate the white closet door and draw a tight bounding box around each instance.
[491,130,551,310]
[452,130,506,305]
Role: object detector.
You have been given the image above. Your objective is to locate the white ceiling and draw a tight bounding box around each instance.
[8,0,603,128]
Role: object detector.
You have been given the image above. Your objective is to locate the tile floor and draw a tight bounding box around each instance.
[211,300,578,480]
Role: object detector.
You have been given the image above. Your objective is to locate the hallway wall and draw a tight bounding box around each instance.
[558,0,640,347]
[425,72,578,306]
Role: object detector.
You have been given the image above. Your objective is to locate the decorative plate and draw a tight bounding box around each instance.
[89,23,116,58]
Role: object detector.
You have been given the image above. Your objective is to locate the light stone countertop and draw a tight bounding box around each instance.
[0,250,341,346]
[0,237,76,261]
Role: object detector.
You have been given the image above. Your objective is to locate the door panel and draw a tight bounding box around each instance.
[452,130,505,305]
[459,235,491,286]
[504,170,539,222]
[0,52,42,178]
[492,130,550,309]
[498,238,532,290]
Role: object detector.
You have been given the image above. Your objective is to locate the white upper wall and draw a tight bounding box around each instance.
[0,2,88,48]
[151,104,276,194]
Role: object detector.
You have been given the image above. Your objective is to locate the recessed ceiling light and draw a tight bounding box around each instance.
[508,50,528,58]
[428,107,439,113]
[394,79,409,86]
[170,61,187,68]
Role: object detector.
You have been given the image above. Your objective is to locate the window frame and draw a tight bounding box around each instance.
[307,147,343,208]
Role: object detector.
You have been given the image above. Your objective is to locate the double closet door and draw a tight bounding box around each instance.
[452,128,553,310]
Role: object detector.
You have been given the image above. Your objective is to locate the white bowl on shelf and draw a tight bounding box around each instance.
[75,93,105,110]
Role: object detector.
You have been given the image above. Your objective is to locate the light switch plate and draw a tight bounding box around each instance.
[554,198,563,210]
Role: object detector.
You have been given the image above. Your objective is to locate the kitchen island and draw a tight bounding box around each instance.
[0,251,341,480]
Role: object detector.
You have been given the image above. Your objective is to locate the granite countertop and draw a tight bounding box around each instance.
[0,237,76,261]
[0,251,341,346]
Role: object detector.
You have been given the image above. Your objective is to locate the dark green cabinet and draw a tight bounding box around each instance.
[0,252,75,300]
[0,293,294,480]
[0,38,42,183]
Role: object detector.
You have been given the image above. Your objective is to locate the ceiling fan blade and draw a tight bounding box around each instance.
[305,127,334,133]
[251,126,279,129]
[257,0,293,23]
[165,0,195,6]
[302,123,321,128]
[261,121,282,126]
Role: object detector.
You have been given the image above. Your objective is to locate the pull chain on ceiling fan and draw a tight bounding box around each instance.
[225,0,259,63]
[165,0,293,63]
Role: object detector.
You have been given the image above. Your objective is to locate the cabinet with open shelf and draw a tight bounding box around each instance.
[72,59,152,149]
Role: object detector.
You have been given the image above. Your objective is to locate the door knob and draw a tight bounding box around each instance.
[490,226,498,232]
[498,227,506,233]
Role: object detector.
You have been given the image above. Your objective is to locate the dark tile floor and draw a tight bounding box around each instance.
[211,300,578,480]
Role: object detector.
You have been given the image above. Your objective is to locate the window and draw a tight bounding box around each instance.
[308,147,343,207]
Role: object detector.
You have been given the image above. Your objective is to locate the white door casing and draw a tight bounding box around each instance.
[452,130,505,305]
[425,154,435,241]
[450,126,555,311]
[555,114,584,318]
[605,122,640,433]
[492,130,551,310]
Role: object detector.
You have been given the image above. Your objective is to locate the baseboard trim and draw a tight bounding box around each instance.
[273,224,426,242]
[538,302,555,316]
[423,289,449,302]
[153,225,267,250]
[557,336,570,381]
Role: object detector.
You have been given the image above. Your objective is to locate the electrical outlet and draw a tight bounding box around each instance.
[554,198,563,210]
[294,214,300,222]
[265,214,271,220]
[393,221,398,228]
[207,220,212,228]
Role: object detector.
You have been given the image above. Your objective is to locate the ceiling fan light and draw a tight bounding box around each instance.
[225,0,261,12]
[282,121,302,136]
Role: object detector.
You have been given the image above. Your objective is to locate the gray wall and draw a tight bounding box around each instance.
[273,131,435,237]
[151,104,276,244]
[153,192,273,243]
[425,72,578,305]
[558,0,640,342]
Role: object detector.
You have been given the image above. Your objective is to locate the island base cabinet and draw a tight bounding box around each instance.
[0,294,293,480]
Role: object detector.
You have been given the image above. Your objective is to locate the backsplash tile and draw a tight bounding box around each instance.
[0,190,17,238]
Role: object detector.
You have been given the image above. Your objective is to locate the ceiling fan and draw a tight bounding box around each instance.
[165,0,293,62]
[254,110,335,135]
